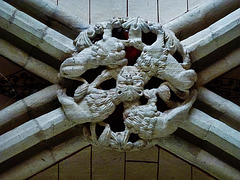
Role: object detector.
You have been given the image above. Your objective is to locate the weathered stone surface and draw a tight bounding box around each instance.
[0,120,42,163]
[160,0,187,24]
[197,46,240,85]
[129,0,158,22]
[0,39,28,67]
[0,85,61,130]
[56,0,89,25]
[159,148,191,180]
[8,0,90,31]
[126,162,158,180]
[0,1,237,177]
[92,146,124,180]
[6,0,89,39]
[34,108,74,139]
[126,146,158,162]
[59,146,91,180]
[37,27,75,60]
[196,150,240,180]
[0,38,59,84]
[57,17,197,151]
[158,136,240,180]
[182,8,240,62]
[188,0,209,11]
[165,0,240,39]
[91,0,126,25]
[0,108,75,163]
[181,108,211,139]
[30,164,58,180]
[181,108,240,160]
[0,132,89,180]
[192,166,216,180]
[0,100,28,127]
[0,0,75,61]
[25,56,59,83]
[197,87,240,125]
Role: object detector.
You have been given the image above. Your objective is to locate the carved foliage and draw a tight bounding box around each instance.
[57,17,197,151]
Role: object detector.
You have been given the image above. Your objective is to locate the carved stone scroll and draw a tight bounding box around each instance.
[57,17,197,151]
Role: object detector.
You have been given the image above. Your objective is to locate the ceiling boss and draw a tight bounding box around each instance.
[57,17,197,151]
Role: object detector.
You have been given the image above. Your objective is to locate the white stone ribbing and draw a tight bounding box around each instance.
[0,38,59,84]
[197,46,240,85]
[0,108,75,163]
[197,87,240,124]
[180,108,240,160]
[0,132,89,180]
[0,85,61,129]
[165,0,240,39]
[0,0,236,178]
[8,0,89,33]
[1,0,239,64]
[182,8,240,62]
[0,0,75,61]
[1,106,239,165]
[158,136,240,180]
[10,0,240,41]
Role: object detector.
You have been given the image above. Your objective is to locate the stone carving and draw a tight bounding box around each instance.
[57,17,197,151]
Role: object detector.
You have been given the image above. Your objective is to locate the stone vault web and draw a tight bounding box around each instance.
[0,0,240,179]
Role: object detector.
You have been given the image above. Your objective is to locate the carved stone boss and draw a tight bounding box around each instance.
[57,17,197,151]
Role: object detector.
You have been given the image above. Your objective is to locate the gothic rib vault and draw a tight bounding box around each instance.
[0,0,240,179]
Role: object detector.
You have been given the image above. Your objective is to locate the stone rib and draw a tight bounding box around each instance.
[0,137,89,180]
[0,38,59,84]
[197,87,240,127]
[1,106,239,165]
[197,46,240,85]
[182,8,240,62]
[0,0,75,61]
[7,0,89,33]
[0,1,239,177]
[7,0,240,41]
[165,0,240,40]
[1,0,239,64]
[0,108,75,163]
[158,136,240,180]
[0,85,61,131]
[180,108,240,160]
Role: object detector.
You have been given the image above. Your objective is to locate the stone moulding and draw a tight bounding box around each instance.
[57,17,197,151]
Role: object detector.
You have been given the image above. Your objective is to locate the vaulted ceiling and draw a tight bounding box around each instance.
[0,0,240,179]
